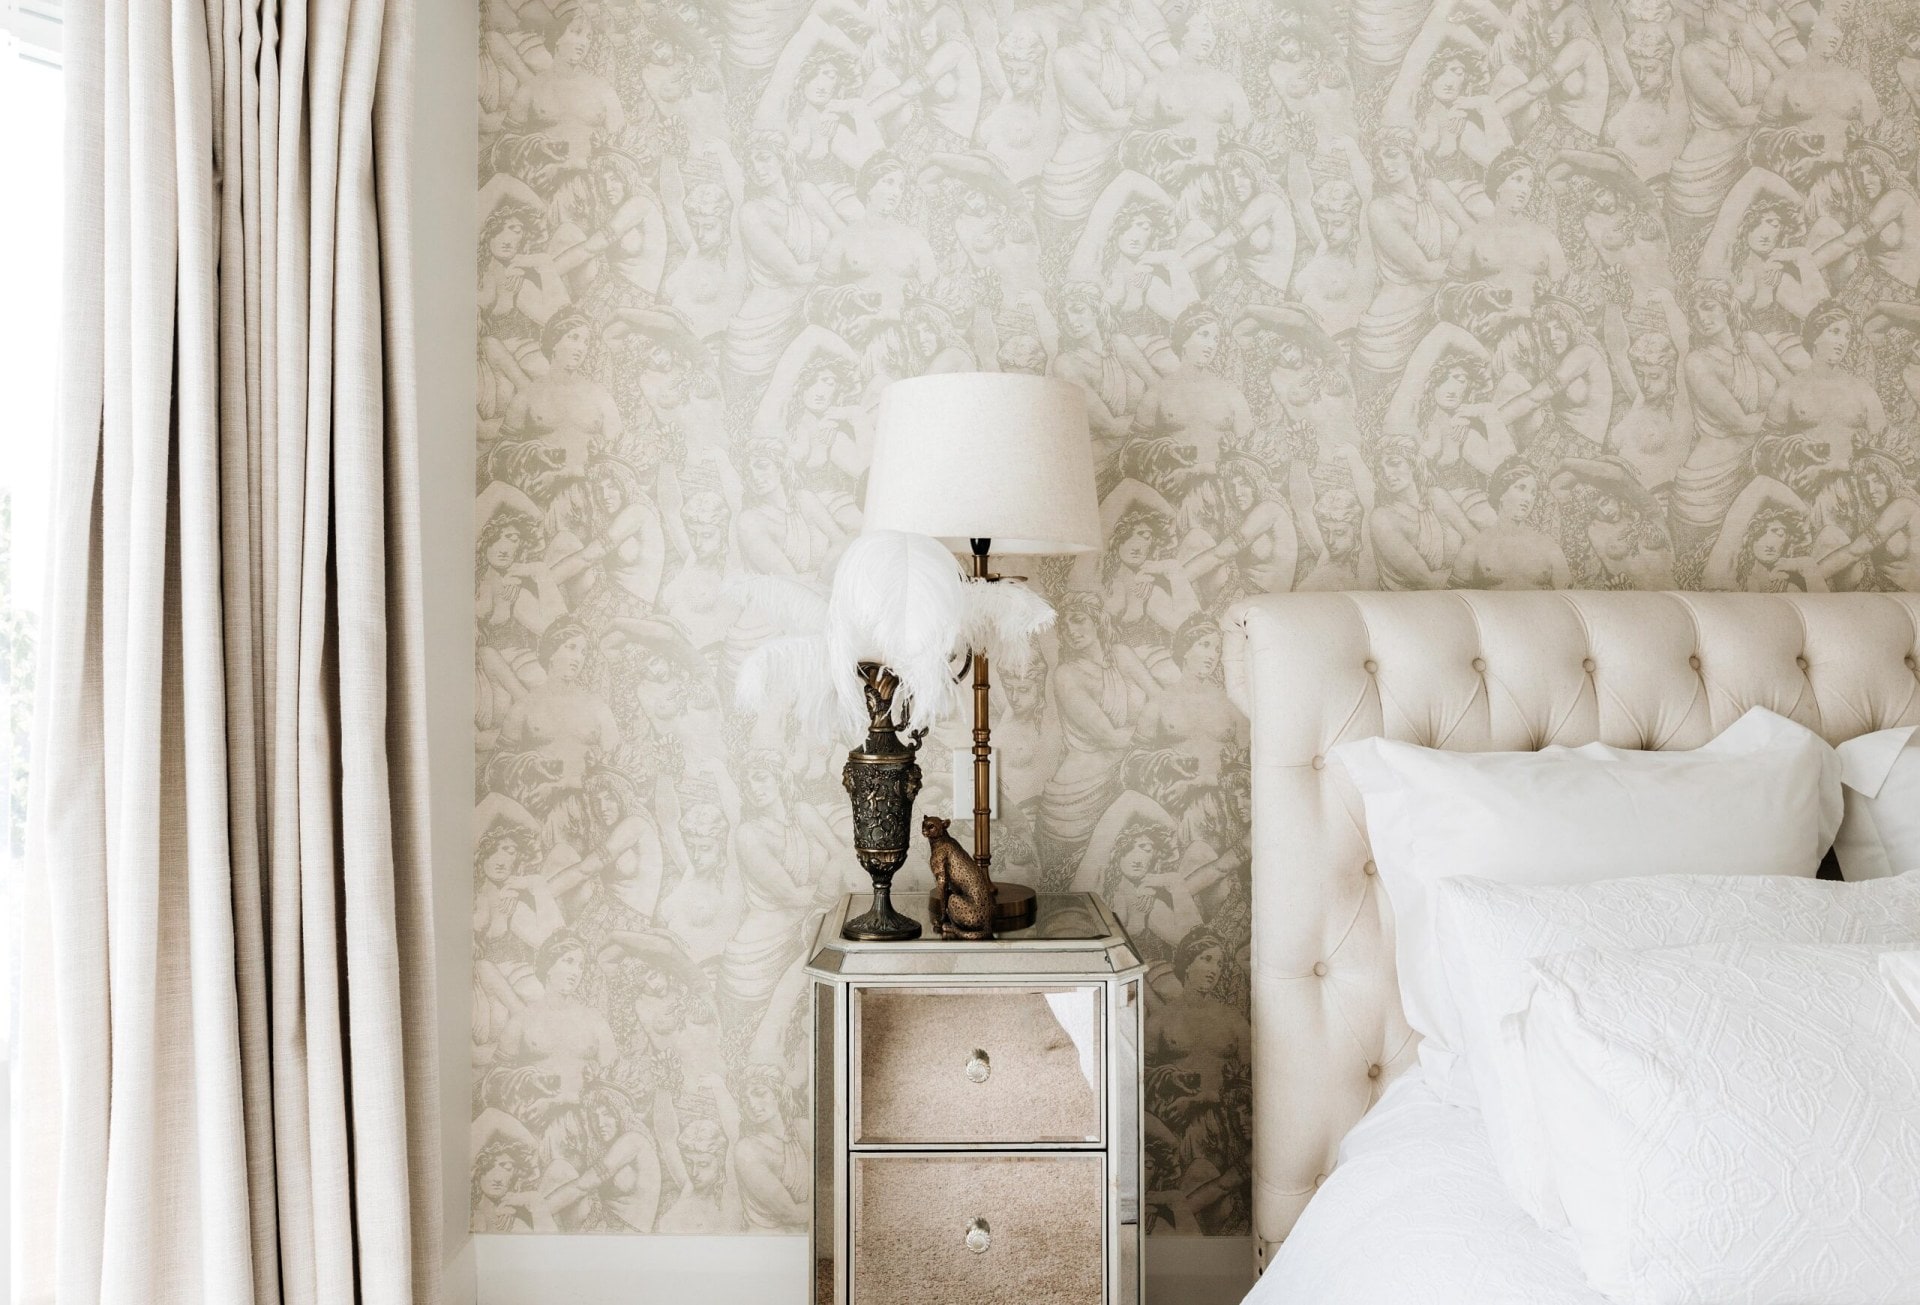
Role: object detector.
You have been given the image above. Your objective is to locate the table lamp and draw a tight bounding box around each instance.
[863,373,1102,930]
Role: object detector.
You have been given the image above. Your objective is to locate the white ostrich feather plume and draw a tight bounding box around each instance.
[733,633,842,741]
[959,577,1055,675]
[721,573,829,634]
[826,531,966,737]
[735,532,1061,743]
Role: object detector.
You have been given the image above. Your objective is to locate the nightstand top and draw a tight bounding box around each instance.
[806,892,1146,980]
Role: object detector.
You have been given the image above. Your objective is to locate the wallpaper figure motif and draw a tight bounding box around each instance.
[474,0,1920,1237]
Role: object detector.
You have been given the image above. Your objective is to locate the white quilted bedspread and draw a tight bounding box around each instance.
[1247,1072,1608,1305]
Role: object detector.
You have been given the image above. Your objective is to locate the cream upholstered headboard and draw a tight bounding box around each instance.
[1222,591,1920,1265]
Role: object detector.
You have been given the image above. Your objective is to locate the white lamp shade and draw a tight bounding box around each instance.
[862,372,1102,555]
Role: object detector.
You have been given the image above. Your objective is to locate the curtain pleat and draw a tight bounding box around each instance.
[15,1,442,1301]
[214,0,285,1296]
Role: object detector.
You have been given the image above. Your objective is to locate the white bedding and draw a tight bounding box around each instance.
[1247,1071,1607,1305]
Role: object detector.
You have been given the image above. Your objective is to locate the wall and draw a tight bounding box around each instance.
[468,0,1920,1265]
[413,0,480,1296]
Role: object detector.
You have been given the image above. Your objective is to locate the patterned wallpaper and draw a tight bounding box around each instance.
[472,0,1920,1237]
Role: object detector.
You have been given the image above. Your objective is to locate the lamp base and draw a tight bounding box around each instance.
[993,882,1038,930]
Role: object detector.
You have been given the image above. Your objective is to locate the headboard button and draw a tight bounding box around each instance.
[1796,655,1809,670]
[1688,654,1702,671]
[1312,962,1328,977]
[1471,657,1487,673]
[1581,657,1596,673]
[1367,1063,1382,1080]
[1907,655,1917,671]
[1311,755,1326,770]
[1362,860,1377,876]
[1363,659,1378,674]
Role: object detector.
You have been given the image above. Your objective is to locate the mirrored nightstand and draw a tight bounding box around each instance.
[806,892,1147,1305]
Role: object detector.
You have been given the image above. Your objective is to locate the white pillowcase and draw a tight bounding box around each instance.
[1434,872,1920,1230]
[1521,941,1920,1305]
[1330,707,1842,1090]
[1835,726,1920,881]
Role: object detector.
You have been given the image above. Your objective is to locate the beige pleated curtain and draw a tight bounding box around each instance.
[13,1,441,1301]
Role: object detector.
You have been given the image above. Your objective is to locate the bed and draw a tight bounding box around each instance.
[1220,591,1920,1296]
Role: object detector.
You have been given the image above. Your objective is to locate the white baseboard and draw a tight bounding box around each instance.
[474,1235,806,1304]
[442,1237,477,1305]
[471,1233,1256,1304]
[480,1235,810,1297]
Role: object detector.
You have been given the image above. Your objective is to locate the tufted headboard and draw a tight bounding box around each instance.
[1222,591,1920,1265]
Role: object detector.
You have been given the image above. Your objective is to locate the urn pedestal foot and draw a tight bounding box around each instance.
[843,877,921,942]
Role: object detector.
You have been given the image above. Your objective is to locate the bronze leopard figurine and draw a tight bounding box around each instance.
[923,815,995,941]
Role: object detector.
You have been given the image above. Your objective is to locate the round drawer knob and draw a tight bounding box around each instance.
[965,1217,992,1254]
[965,1049,991,1083]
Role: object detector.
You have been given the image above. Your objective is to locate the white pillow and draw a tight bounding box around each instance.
[1330,708,1841,1090]
[1435,872,1920,1229]
[1521,941,1920,1305]
[1835,726,1920,881]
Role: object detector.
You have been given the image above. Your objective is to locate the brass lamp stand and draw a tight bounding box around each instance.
[966,538,1037,931]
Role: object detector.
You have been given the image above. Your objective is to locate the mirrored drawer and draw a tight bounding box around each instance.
[851,985,1103,1146]
[851,1152,1104,1305]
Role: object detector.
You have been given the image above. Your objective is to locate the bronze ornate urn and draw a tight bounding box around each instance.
[840,662,926,941]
